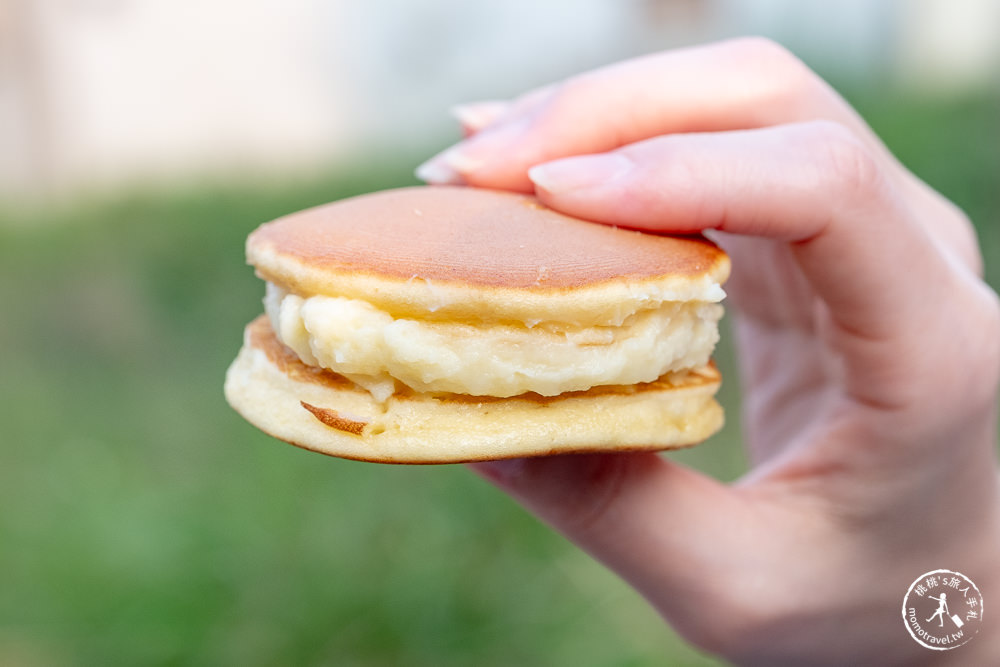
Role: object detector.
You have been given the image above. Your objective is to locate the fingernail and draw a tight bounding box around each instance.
[529,153,633,195]
[415,156,463,185]
[417,116,530,185]
[415,145,485,185]
[449,101,508,132]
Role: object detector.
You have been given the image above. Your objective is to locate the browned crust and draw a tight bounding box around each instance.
[229,316,724,464]
[247,315,356,388]
[281,435,701,465]
[246,315,720,404]
[248,186,727,291]
[299,401,367,435]
[244,407,704,465]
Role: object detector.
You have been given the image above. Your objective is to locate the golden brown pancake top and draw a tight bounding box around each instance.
[248,186,726,290]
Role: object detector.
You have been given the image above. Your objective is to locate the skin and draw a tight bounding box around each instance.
[416,38,1000,665]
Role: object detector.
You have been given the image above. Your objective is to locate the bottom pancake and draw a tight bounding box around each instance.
[224,316,724,464]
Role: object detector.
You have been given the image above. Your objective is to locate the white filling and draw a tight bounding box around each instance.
[265,282,723,399]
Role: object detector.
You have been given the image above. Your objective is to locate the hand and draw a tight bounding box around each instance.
[417,38,1000,665]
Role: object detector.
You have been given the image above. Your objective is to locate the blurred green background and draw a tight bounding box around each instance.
[1,86,998,666]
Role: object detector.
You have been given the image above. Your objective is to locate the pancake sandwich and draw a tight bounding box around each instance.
[224,186,729,463]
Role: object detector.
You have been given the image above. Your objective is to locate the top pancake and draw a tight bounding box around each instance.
[247,186,729,325]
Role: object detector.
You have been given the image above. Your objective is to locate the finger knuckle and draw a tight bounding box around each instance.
[725,35,798,65]
[684,573,792,656]
[806,120,886,201]
[941,198,984,275]
[975,286,1000,394]
[541,73,603,122]
[723,36,814,101]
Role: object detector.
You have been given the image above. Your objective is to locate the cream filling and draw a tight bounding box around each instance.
[264,282,723,400]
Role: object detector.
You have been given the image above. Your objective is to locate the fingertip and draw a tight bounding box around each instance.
[414,142,490,184]
[526,163,558,195]
[414,158,464,185]
[467,458,529,487]
[446,117,544,192]
[467,452,663,523]
[529,153,633,197]
[449,100,511,134]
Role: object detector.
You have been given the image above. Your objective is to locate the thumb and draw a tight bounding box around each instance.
[468,453,762,627]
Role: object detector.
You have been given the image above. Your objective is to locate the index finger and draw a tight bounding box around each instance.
[417,37,889,192]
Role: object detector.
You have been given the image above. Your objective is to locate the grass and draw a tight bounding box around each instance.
[0,89,997,666]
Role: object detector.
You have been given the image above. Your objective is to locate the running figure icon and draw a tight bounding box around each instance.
[926,593,950,627]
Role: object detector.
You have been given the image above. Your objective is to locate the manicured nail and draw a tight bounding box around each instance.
[415,145,485,184]
[529,153,633,194]
[449,101,508,132]
[415,157,463,185]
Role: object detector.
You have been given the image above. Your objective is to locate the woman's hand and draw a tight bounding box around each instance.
[417,38,1000,665]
